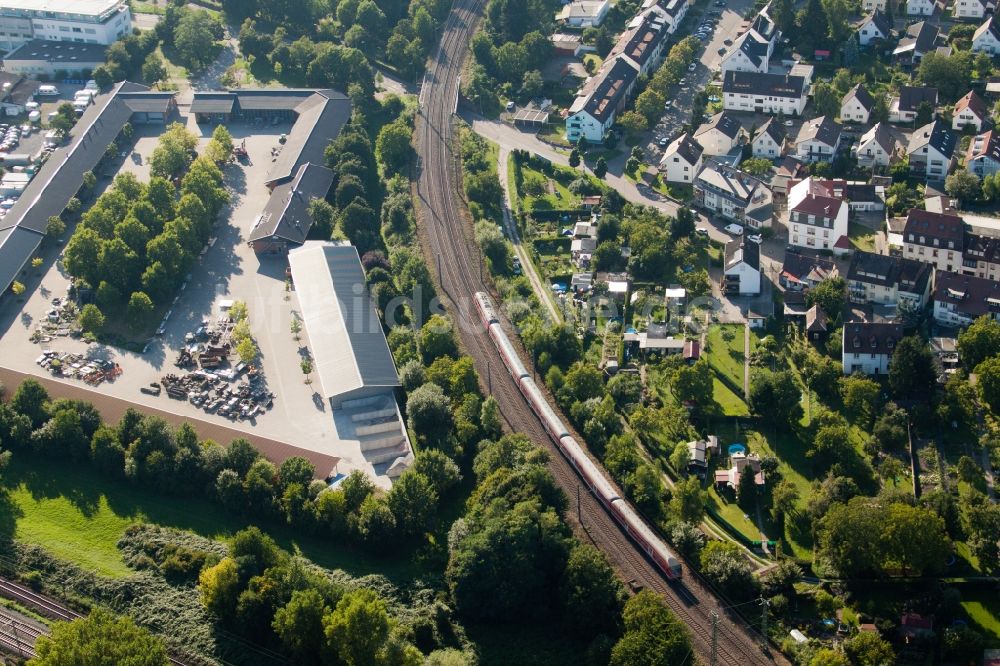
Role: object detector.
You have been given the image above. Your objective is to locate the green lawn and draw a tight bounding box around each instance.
[3,455,426,582]
[518,164,580,211]
[705,324,750,393]
[713,377,748,416]
[745,429,815,560]
[848,221,876,252]
[963,589,1000,644]
[706,486,759,542]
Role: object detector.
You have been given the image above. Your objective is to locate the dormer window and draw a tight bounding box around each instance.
[887,338,895,349]
[853,337,861,349]
[870,336,878,348]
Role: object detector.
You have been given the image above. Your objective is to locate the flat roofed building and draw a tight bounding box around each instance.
[1,38,106,76]
[0,0,131,52]
[288,242,401,408]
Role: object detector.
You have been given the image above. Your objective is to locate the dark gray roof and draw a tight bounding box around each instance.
[898,85,938,113]
[665,132,702,165]
[722,70,806,99]
[248,163,335,245]
[843,321,903,355]
[0,225,42,295]
[909,119,956,159]
[758,117,786,144]
[576,56,638,124]
[859,122,896,154]
[847,250,932,295]
[120,92,175,114]
[844,83,875,112]
[797,116,841,147]
[725,238,759,271]
[866,9,892,37]
[0,73,39,107]
[189,93,236,114]
[612,9,669,69]
[698,110,743,140]
[2,39,107,64]
[933,270,1000,319]
[734,30,769,68]
[781,251,836,283]
[235,89,318,111]
[264,90,352,186]
[0,81,166,236]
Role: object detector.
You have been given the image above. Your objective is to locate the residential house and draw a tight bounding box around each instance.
[907,0,939,15]
[893,21,941,64]
[787,177,850,253]
[659,133,703,183]
[854,122,899,168]
[751,117,786,159]
[953,90,989,131]
[902,208,965,272]
[557,0,610,27]
[847,250,934,307]
[715,452,765,489]
[694,161,774,228]
[694,111,745,155]
[779,250,838,291]
[899,614,935,642]
[863,0,889,11]
[722,71,808,116]
[857,9,892,46]
[889,85,938,123]
[962,231,1000,280]
[841,84,876,123]
[608,7,671,77]
[966,130,1000,178]
[930,336,960,375]
[720,30,771,74]
[932,270,1000,327]
[686,435,720,475]
[842,321,903,375]
[794,116,843,163]
[907,119,956,180]
[973,17,1000,54]
[565,56,639,143]
[806,305,829,340]
[954,0,994,19]
[723,239,761,295]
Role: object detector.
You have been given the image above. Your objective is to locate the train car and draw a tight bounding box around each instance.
[489,325,530,381]
[520,378,569,441]
[611,498,682,579]
[473,291,499,328]
[561,436,620,510]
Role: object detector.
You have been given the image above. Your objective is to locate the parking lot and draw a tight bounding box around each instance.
[0,112,357,468]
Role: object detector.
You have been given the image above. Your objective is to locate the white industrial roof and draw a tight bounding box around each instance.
[0,0,123,15]
[288,242,400,402]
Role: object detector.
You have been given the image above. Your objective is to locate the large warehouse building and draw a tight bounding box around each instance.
[288,241,412,484]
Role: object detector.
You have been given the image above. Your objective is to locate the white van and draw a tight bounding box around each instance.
[74,90,94,103]
[724,223,744,235]
[37,85,59,96]
[84,79,98,91]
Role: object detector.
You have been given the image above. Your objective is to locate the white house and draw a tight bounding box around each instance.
[840,84,875,124]
[857,10,892,46]
[967,130,1000,178]
[907,0,938,15]
[659,0,688,33]
[557,0,610,27]
[954,0,993,20]
[608,7,671,77]
[0,0,131,53]
[953,90,988,132]
[723,239,761,295]
[902,208,965,273]
[694,111,745,155]
[659,133,703,183]
[907,119,956,180]
[973,17,1000,54]
[565,56,639,143]
[794,116,842,163]
[787,177,850,254]
[933,271,1000,327]
[722,71,808,116]
[694,161,774,228]
[853,122,899,168]
[863,0,888,11]
[720,30,771,75]
[751,117,786,159]
[842,322,903,375]
[889,86,938,124]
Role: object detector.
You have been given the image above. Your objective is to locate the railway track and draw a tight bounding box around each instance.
[412,1,788,664]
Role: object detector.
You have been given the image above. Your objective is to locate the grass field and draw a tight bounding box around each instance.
[963,590,1000,644]
[848,222,876,252]
[713,377,748,416]
[705,324,751,397]
[706,486,759,542]
[3,455,427,582]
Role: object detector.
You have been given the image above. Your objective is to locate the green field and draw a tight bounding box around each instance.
[705,324,750,395]
[848,222,876,252]
[706,486,759,542]
[964,590,1000,644]
[3,455,425,581]
[713,377,748,416]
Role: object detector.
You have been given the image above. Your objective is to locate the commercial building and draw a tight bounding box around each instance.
[1,38,105,77]
[0,0,130,52]
[288,241,413,482]
[0,81,175,297]
[248,163,335,254]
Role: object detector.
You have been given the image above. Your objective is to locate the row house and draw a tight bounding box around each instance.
[722,71,808,116]
[694,161,774,228]
[847,250,934,307]
[842,322,903,375]
[787,177,850,254]
[794,116,842,163]
[608,6,672,77]
[933,270,1000,327]
[902,208,965,272]
[907,119,957,181]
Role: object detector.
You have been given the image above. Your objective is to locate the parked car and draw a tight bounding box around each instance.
[724,223,744,235]
[696,227,709,235]
[688,63,697,71]
[505,101,515,112]
[748,234,763,244]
